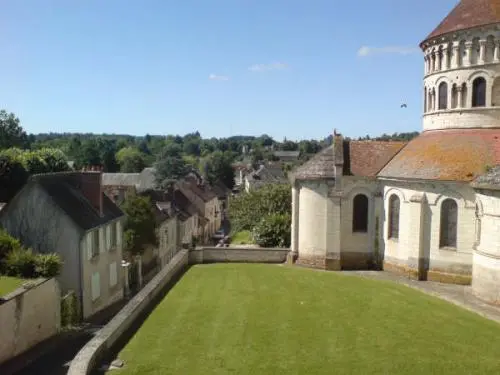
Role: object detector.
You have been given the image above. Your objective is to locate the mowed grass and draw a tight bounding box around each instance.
[230,230,254,245]
[112,264,500,375]
[0,276,25,296]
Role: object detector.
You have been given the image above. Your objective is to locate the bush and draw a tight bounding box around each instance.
[4,248,37,278]
[35,253,63,278]
[253,213,291,248]
[0,228,22,262]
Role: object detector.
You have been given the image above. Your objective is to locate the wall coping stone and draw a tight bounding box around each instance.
[0,278,51,304]
[67,250,189,375]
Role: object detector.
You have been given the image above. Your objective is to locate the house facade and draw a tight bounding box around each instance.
[0,171,125,319]
[289,0,500,306]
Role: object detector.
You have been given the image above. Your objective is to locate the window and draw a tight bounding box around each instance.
[424,87,427,113]
[472,77,486,107]
[438,82,448,109]
[110,222,117,247]
[91,272,101,301]
[388,194,400,239]
[109,262,118,287]
[92,230,99,258]
[439,199,458,248]
[352,194,369,232]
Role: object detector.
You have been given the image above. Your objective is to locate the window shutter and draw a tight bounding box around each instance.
[100,228,105,253]
[109,262,117,287]
[87,234,92,260]
[106,225,111,250]
[91,272,101,301]
[117,221,122,248]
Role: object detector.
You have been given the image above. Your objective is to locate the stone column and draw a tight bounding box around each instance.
[457,86,463,108]
[431,52,436,72]
[135,255,143,289]
[424,56,428,75]
[494,40,500,62]
[451,41,460,68]
[479,39,487,64]
[465,41,473,66]
[407,193,429,280]
[289,183,300,263]
[442,46,449,70]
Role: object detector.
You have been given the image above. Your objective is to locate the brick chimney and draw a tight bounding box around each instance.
[79,167,104,216]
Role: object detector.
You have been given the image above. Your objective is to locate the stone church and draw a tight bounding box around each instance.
[289,0,500,305]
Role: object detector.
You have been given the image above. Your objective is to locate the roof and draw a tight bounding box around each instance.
[291,136,342,181]
[471,165,500,190]
[181,176,217,202]
[102,173,140,187]
[379,129,500,181]
[422,0,500,44]
[32,174,123,231]
[273,150,300,158]
[345,141,407,177]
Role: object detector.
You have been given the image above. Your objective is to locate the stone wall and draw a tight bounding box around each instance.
[67,250,189,375]
[0,278,60,365]
[189,246,289,264]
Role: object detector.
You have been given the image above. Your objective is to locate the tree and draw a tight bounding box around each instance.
[228,183,291,234]
[0,110,28,150]
[116,147,147,173]
[154,143,189,188]
[203,151,235,190]
[120,195,158,255]
[36,148,70,172]
[0,154,29,201]
[253,213,291,248]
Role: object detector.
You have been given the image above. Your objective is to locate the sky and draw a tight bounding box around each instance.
[0,0,459,141]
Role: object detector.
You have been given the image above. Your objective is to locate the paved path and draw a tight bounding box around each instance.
[341,270,500,324]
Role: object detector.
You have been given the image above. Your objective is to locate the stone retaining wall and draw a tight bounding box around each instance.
[67,249,189,375]
[189,246,289,264]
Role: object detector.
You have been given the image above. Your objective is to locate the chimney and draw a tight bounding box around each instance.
[80,168,104,216]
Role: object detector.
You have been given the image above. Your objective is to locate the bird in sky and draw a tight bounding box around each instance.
[400,103,407,108]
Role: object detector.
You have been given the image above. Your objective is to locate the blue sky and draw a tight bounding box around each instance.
[0,0,458,141]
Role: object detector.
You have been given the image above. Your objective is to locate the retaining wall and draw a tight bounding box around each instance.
[189,246,290,264]
[0,278,60,365]
[67,249,189,375]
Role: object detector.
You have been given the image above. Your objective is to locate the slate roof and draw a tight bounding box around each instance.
[102,173,140,187]
[291,136,404,181]
[31,173,124,231]
[181,176,218,202]
[273,150,300,159]
[471,165,500,190]
[422,0,500,44]
[379,129,500,182]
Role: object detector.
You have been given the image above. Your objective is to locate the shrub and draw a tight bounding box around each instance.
[253,213,291,248]
[35,253,63,278]
[0,229,22,262]
[4,248,37,278]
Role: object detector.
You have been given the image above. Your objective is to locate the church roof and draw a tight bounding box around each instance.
[471,165,500,190]
[378,129,500,182]
[291,136,405,181]
[422,0,500,44]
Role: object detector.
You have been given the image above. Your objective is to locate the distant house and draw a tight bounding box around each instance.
[102,173,141,205]
[0,171,126,319]
[244,164,288,192]
[273,150,300,162]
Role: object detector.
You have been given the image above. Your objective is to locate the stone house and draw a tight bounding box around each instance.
[289,0,500,306]
[244,164,287,192]
[0,171,125,319]
[102,173,140,205]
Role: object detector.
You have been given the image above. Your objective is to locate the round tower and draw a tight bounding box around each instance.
[420,0,500,131]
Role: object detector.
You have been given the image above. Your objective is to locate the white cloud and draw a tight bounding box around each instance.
[357,46,420,57]
[209,73,230,81]
[248,62,288,72]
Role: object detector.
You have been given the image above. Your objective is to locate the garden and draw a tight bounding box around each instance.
[110,264,500,375]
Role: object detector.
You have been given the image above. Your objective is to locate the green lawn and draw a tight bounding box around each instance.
[112,264,500,375]
[0,276,25,296]
[230,230,254,245]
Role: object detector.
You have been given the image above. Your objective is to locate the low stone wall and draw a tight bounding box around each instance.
[0,278,60,365]
[67,249,189,375]
[189,246,289,264]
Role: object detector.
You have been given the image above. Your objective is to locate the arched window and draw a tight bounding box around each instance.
[439,199,458,248]
[438,82,448,109]
[388,194,400,239]
[352,194,368,232]
[472,77,486,107]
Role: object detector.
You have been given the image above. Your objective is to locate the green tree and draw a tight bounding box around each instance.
[120,195,157,255]
[0,154,29,201]
[0,110,29,150]
[253,213,291,248]
[154,143,189,188]
[36,148,70,172]
[116,147,147,173]
[229,183,291,234]
[203,151,235,189]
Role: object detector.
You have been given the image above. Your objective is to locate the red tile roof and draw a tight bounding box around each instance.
[347,141,407,177]
[378,129,500,181]
[422,0,500,44]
